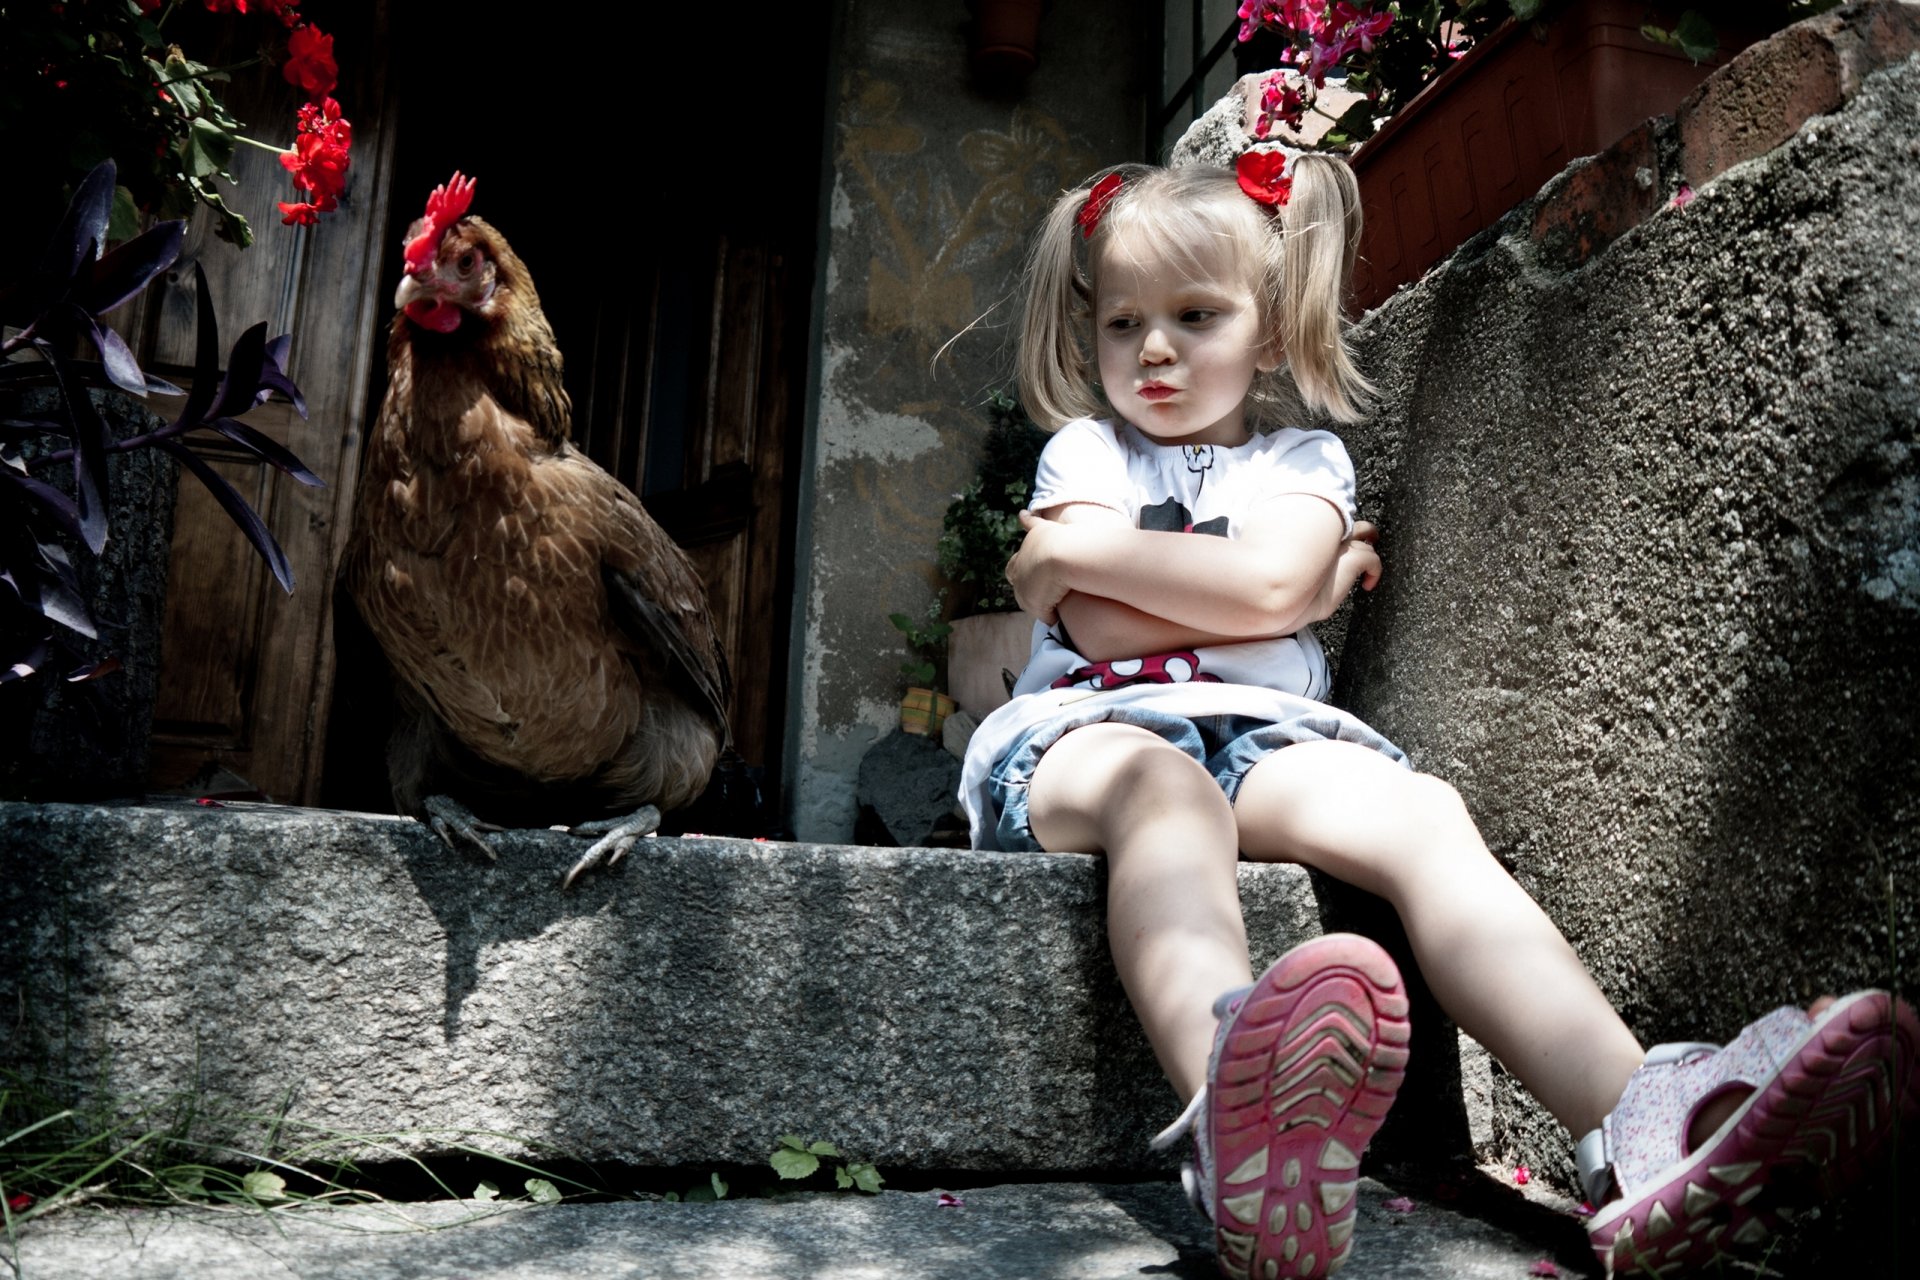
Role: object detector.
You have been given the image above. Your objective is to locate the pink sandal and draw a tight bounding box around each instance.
[1153,933,1411,1279]
[1580,990,1920,1277]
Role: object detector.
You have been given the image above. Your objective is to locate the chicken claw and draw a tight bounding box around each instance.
[423,793,505,862]
[560,805,663,890]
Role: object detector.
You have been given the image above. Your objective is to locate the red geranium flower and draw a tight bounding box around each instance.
[281,130,349,201]
[278,198,331,226]
[283,24,338,100]
[203,0,304,20]
[297,96,352,151]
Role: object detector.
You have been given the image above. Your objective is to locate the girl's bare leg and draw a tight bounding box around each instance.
[1233,739,1646,1139]
[1027,722,1251,1102]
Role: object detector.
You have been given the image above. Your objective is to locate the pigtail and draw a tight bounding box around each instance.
[1017,183,1106,431]
[1277,155,1371,423]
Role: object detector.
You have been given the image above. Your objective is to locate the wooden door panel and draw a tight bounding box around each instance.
[707,241,767,472]
[151,454,270,743]
[137,3,396,801]
[571,231,798,784]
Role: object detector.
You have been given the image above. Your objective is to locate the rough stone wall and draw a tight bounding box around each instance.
[1333,39,1920,1188]
[788,0,1142,840]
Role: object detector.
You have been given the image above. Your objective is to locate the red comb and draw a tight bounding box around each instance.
[403,171,476,275]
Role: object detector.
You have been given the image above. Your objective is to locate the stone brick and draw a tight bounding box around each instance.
[1678,0,1920,187]
[1528,120,1667,270]
[0,800,1325,1174]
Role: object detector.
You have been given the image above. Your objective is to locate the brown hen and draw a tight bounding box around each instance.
[340,173,729,886]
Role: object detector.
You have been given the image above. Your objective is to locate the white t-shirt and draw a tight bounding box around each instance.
[958,416,1367,847]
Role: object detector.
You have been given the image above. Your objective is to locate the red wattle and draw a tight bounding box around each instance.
[404,298,462,333]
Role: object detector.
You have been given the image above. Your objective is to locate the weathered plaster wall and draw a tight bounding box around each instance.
[788,1,1142,840]
[1334,40,1919,1192]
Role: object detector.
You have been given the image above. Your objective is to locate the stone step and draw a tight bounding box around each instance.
[0,800,1331,1173]
[0,1177,1593,1280]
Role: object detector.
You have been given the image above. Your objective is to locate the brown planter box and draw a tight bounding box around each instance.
[1350,1,1758,312]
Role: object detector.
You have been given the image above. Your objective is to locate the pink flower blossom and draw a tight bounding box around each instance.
[1672,183,1696,208]
[1256,69,1309,136]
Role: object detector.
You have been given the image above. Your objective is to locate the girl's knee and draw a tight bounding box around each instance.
[1028,724,1226,847]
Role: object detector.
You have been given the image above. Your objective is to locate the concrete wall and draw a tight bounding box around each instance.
[787,0,1145,840]
[1329,11,1919,1188]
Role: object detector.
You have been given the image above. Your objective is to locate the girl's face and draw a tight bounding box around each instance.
[1094,238,1274,448]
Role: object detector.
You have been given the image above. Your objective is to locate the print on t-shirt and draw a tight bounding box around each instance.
[1139,496,1228,537]
[1050,494,1233,691]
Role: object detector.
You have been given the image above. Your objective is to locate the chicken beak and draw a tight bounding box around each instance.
[394,273,428,310]
[395,271,464,334]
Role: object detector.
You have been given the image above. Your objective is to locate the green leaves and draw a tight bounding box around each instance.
[1319,98,1382,150]
[524,1177,563,1204]
[188,178,255,249]
[938,392,1046,614]
[1641,11,1719,63]
[473,1180,500,1201]
[770,1133,826,1180]
[182,118,237,180]
[108,185,143,243]
[888,603,951,688]
[841,1162,884,1193]
[769,1135,884,1194]
[241,1170,287,1201]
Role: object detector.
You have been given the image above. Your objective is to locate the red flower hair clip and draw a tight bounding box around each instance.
[1236,150,1294,208]
[1076,172,1125,240]
[403,171,477,275]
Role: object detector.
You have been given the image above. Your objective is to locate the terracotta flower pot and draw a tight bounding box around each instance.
[1350,0,1764,312]
[947,612,1036,718]
[968,0,1043,84]
[900,687,957,737]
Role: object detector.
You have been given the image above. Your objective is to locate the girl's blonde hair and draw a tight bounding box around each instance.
[1016,158,1370,430]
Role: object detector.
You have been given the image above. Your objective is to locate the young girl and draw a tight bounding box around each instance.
[956,156,1918,1279]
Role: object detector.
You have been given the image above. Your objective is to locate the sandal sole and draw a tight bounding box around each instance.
[1207,933,1410,1280]
[1591,990,1920,1277]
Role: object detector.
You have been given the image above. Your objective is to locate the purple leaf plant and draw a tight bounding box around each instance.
[1,158,320,688]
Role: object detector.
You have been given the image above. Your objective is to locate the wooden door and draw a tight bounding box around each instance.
[122,2,396,802]
[126,3,816,810]
[574,234,803,783]
[343,8,825,812]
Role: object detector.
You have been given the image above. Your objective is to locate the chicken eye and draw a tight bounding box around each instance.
[457,252,477,275]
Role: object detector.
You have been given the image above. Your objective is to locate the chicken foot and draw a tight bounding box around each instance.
[423,794,506,861]
[560,805,663,890]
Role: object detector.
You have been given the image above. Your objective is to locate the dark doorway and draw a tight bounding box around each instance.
[330,10,830,818]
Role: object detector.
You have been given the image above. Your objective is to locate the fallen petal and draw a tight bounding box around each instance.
[936,1192,964,1207]
[1382,1196,1416,1213]
[1514,1164,1531,1185]
[1672,183,1696,208]
[1528,1261,1561,1277]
